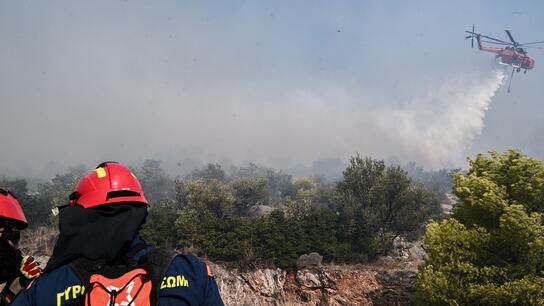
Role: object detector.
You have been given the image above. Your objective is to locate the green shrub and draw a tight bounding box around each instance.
[417,150,544,306]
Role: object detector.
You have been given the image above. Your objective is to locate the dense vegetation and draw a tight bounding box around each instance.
[1,155,445,269]
[142,156,443,269]
[417,150,544,305]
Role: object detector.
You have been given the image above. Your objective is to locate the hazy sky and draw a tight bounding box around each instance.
[1,1,544,178]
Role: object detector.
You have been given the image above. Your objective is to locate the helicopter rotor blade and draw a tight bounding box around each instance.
[471,25,475,48]
[520,40,544,46]
[505,30,517,44]
[481,40,510,45]
[479,34,510,44]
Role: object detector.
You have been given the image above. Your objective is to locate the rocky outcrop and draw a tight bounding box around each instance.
[25,251,421,305]
[283,262,417,306]
[212,250,420,306]
[368,270,417,306]
[296,267,335,289]
[213,264,287,306]
[441,192,458,214]
[390,237,427,263]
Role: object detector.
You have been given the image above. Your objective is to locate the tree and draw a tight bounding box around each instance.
[175,179,235,252]
[230,176,269,216]
[188,163,226,183]
[336,155,439,256]
[47,165,87,208]
[370,168,441,242]
[231,163,295,203]
[180,179,234,219]
[133,160,175,204]
[337,156,385,211]
[141,199,178,248]
[417,150,544,306]
[405,162,455,201]
[7,165,87,227]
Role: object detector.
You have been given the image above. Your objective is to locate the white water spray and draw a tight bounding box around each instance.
[382,69,505,167]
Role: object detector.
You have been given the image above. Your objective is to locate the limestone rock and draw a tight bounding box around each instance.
[390,236,427,263]
[297,252,323,270]
[296,267,336,290]
[213,263,287,306]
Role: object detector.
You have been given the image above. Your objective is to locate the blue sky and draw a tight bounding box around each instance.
[1,1,544,177]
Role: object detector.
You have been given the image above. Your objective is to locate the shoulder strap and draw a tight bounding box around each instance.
[68,258,106,306]
[145,248,178,306]
[0,286,15,305]
[69,257,115,286]
[0,275,26,304]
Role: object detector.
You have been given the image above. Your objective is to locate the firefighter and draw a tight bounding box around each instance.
[12,162,224,306]
[0,188,41,305]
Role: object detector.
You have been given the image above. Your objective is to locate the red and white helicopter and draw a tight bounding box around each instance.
[465,25,544,92]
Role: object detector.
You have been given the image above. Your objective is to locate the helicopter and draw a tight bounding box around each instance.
[465,25,544,92]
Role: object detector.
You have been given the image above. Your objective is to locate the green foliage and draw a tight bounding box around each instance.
[417,150,544,306]
[405,162,455,201]
[453,172,508,229]
[463,150,544,213]
[46,165,87,209]
[231,163,295,202]
[337,156,385,210]
[188,163,226,182]
[133,160,175,203]
[182,179,235,218]
[230,176,269,216]
[171,177,340,269]
[337,155,440,256]
[0,166,87,227]
[4,154,442,270]
[141,200,178,248]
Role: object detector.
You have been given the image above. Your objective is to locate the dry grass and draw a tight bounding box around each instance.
[20,225,58,256]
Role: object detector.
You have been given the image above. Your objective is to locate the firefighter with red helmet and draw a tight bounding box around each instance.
[0,188,41,305]
[12,162,224,306]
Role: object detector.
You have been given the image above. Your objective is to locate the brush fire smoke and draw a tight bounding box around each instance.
[247,69,507,169]
[0,69,506,176]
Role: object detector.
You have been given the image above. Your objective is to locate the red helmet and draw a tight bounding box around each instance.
[69,162,148,208]
[0,188,28,229]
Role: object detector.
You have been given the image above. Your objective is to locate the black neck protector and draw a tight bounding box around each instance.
[45,203,147,272]
[0,237,22,284]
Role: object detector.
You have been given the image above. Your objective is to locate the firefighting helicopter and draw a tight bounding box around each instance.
[465,25,544,92]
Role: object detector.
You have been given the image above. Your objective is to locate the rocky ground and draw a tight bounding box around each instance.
[213,261,420,306]
[214,237,425,306]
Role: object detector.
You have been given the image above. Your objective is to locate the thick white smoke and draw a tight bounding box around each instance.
[380,69,505,167]
[0,65,506,177]
[216,69,507,169]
